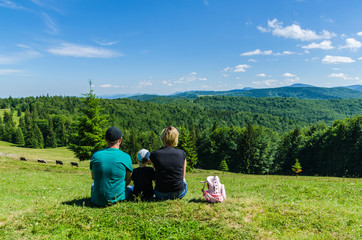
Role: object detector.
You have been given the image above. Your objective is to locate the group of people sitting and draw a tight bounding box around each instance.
[90,126,187,207]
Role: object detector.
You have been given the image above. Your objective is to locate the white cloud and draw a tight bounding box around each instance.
[328,73,349,80]
[248,59,257,62]
[259,18,335,41]
[234,64,250,72]
[222,74,229,77]
[322,55,355,64]
[0,69,22,75]
[138,80,152,87]
[175,72,207,83]
[357,32,362,36]
[340,38,362,51]
[257,25,268,33]
[274,51,296,56]
[241,49,295,56]
[0,0,24,10]
[332,67,340,70]
[223,67,231,72]
[42,12,58,35]
[283,73,296,77]
[252,79,278,87]
[256,73,266,77]
[358,57,362,60]
[0,46,41,64]
[100,84,120,88]
[301,40,334,50]
[94,40,119,46]
[241,49,272,56]
[162,81,172,86]
[47,43,121,58]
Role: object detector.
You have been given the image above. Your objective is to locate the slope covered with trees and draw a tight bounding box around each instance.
[0,95,360,176]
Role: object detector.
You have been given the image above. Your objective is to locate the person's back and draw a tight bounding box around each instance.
[151,146,185,193]
[132,166,155,200]
[90,127,133,207]
[150,126,187,200]
[130,149,155,200]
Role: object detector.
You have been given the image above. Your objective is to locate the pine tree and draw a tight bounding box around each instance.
[292,158,302,177]
[15,127,25,146]
[219,158,229,171]
[33,124,44,148]
[45,117,57,148]
[178,127,198,172]
[70,81,108,161]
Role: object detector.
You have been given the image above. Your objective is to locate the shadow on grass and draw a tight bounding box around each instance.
[62,197,103,208]
[188,198,207,203]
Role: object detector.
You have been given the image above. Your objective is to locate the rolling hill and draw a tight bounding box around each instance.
[127,85,362,101]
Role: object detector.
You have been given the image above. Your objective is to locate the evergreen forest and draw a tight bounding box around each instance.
[0,95,361,177]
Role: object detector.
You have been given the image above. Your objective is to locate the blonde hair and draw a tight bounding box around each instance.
[160,126,179,147]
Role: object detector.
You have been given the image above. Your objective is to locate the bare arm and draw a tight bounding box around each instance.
[183,159,187,180]
[125,171,132,186]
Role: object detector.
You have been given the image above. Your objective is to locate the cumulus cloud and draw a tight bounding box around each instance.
[258,18,336,41]
[256,73,266,77]
[234,64,250,72]
[358,57,362,60]
[100,84,120,88]
[47,43,121,58]
[301,40,334,50]
[357,32,362,36]
[340,38,362,51]
[252,79,278,87]
[241,49,272,56]
[240,49,295,56]
[138,80,152,87]
[162,80,172,86]
[283,73,296,77]
[175,72,207,83]
[328,73,349,80]
[248,59,257,62]
[223,65,251,73]
[322,55,355,64]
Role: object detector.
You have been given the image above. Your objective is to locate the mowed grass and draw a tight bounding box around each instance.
[0,144,361,239]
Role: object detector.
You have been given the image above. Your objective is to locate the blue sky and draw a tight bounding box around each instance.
[0,0,362,97]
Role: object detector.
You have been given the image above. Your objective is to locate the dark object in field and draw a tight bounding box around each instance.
[56,160,64,165]
[37,159,47,164]
[71,162,79,167]
[20,157,26,161]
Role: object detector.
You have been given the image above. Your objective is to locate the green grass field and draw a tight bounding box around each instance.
[0,141,361,239]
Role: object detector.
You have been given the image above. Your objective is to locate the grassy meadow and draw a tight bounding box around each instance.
[0,141,361,239]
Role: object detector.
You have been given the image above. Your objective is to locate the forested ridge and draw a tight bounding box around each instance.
[0,95,361,177]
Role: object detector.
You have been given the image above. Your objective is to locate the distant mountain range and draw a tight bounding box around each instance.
[101,84,362,100]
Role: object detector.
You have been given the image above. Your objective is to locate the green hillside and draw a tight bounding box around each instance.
[130,86,362,100]
[0,146,360,239]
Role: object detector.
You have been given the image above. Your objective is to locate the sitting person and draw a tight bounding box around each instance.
[129,149,156,201]
[90,126,133,207]
[150,126,187,200]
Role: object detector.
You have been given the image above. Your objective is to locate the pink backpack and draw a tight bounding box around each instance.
[201,176,226,203]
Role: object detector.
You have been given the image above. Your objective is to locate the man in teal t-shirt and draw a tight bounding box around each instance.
[90,126,133,207]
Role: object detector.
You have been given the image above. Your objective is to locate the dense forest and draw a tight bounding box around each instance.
[0,95,361,177]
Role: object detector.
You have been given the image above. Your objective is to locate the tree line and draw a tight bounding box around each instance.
[0,94,360,177]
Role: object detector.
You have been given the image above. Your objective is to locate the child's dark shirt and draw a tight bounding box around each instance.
[132,166,156,199]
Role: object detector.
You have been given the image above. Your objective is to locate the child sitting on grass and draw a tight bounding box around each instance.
[130,149,156,201]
